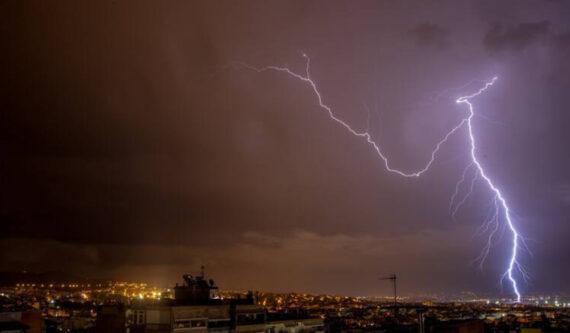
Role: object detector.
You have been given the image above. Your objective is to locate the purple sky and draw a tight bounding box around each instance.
[1,0,569,297]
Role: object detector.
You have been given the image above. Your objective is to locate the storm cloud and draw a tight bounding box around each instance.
[483,21,551,52]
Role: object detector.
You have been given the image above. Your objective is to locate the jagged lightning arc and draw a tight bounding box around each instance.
[456,82,522,302]
[237,54,524,302]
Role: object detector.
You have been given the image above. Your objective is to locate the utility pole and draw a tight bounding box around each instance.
[379,274,397,307]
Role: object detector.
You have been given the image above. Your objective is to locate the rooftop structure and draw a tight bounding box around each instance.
[174,270,219,306]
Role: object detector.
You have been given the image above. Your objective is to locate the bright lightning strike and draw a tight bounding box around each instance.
[238,55,524,302]
[456,82,523,302]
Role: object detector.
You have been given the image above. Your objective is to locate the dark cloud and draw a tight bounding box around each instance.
[483,21,551,52]
[481,19,570,82]
[407,23,449,48]
[0,228,488,295]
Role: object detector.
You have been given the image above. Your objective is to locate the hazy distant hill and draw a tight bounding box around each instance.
[0,271,108,286]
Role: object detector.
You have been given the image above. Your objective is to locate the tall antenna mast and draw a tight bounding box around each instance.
[379,274,397,307]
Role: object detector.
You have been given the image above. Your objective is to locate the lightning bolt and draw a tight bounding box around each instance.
[237,54,524,302]
[472,196,501,270]
[456,82,523,302]
[450,164,478,220]
[449,163,473,215]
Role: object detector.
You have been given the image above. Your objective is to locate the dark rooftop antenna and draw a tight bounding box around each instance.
[379,274,397,307]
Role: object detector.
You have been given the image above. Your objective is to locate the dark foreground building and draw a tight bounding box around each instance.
[0,308,43,333]
[427,319,484,333]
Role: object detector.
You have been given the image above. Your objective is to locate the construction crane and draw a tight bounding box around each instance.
[379,274,397,307]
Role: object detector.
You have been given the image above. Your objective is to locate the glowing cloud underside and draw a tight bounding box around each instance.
[239,55,524,302]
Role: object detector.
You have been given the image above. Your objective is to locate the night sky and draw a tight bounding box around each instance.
[1,1,569,297]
